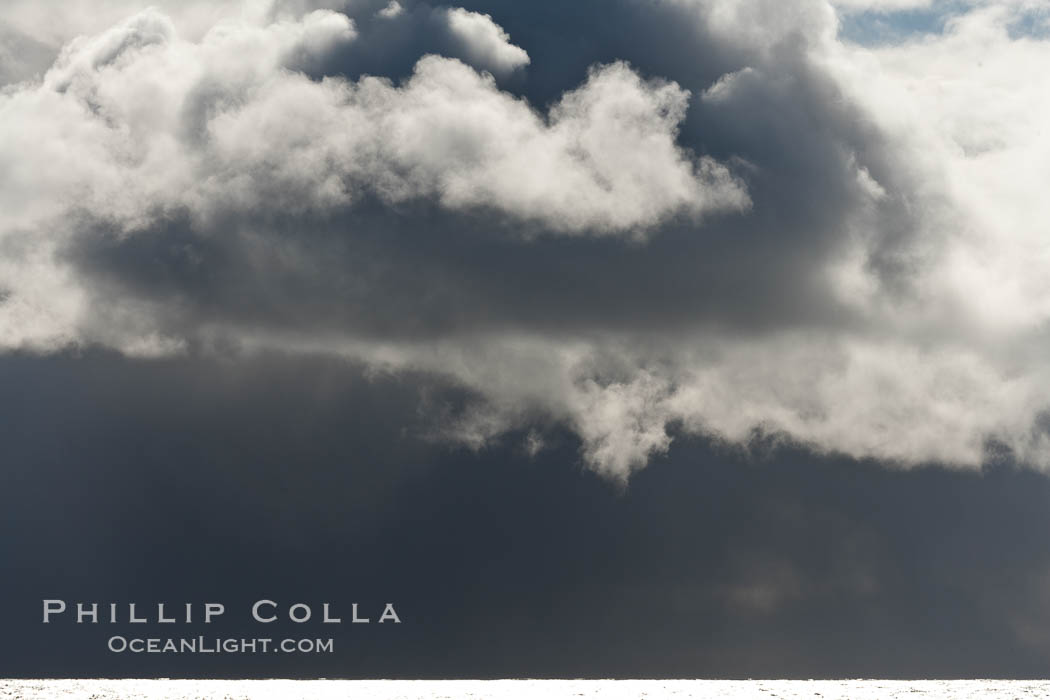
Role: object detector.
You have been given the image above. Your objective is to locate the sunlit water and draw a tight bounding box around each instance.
[3,680,1050,699]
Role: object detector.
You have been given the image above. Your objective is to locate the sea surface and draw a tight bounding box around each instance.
[3,680,1050,699]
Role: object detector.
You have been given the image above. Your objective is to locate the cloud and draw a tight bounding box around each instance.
[255,329,1046,482]
[0,24,57,85]
[10,347,1050,677]
[0,0,245,62]
[441,7,529,77]
[377,1,404,19]
[3,0,1050,481]
[1,6,743,232]
[831,0,935,11]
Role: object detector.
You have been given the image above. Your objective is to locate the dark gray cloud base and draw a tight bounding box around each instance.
[3,351,1050,678]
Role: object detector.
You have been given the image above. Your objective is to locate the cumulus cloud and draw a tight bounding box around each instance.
[0,2,747,350]
[831,0,935,10]
[243,329,1049,482]
[377,1,404,19]
[3,0,1050,481]
[0,25,56,85]
[0,1,243,60]
[441,7,530,77]
[1,7,741,229]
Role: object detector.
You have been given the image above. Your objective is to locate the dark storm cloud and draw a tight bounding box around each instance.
[3,351,1050,678]
[2,2,1050,472]
[5,0,1050,681]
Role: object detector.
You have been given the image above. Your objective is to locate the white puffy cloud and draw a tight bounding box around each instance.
[825,2,1050,329]
[441,7,530,77]
[833,0,1049,15]
[0,10,744,234]
[230,323,1050,482]
[671,0,840,52]
[0,5,747,354]
[377,1,404,19]
[372,58,747,232]
[0,0,365,86]
[831,0,935,11]
[0,0,246,52]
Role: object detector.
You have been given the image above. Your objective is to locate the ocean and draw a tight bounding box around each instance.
[3,679,1050,699]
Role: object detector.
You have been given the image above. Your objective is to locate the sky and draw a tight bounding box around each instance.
[2,0,1050,678]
